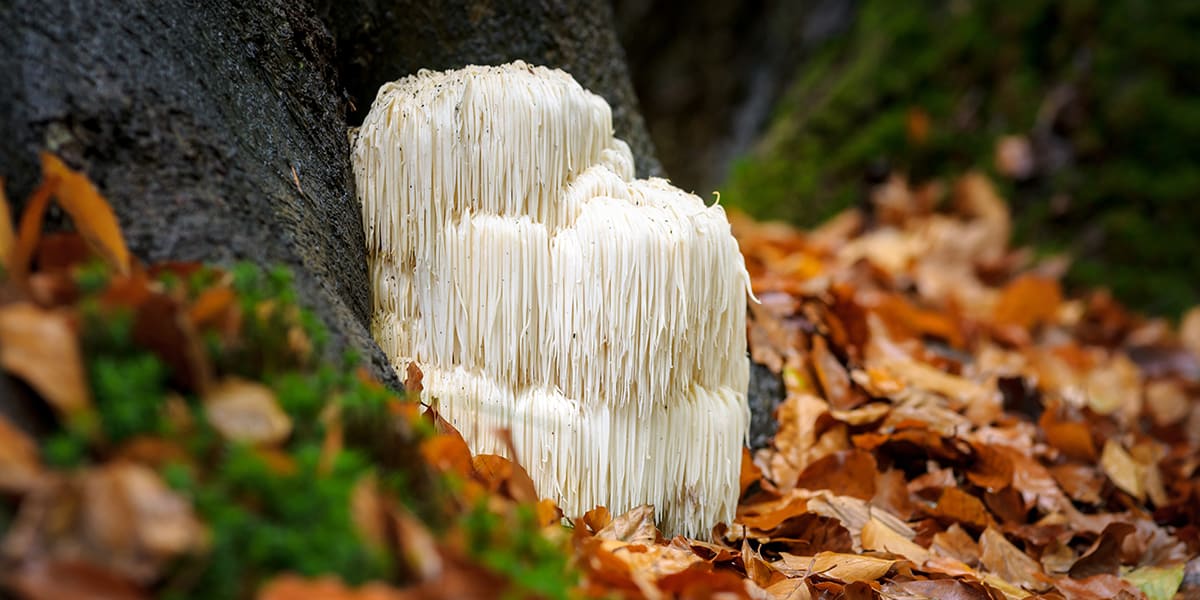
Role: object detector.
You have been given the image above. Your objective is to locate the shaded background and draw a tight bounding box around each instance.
[614,0,1200,316]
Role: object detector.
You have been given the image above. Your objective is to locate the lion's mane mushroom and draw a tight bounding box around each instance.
[352,61,750,537]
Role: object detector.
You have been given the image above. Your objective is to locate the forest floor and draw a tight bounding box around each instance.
[0,156,1197,599]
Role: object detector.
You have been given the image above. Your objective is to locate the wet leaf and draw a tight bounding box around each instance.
[203,377,292,445]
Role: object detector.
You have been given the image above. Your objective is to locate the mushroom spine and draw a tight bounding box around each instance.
[352,61,750,538]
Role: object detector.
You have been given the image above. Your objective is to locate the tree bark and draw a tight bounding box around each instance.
[316,0,662,178]
[0,0,394,391]
[0,0,668,420]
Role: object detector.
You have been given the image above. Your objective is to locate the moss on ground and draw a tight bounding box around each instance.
[724,0,1200,315]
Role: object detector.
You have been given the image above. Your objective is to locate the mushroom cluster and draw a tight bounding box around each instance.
[352,62,750,537]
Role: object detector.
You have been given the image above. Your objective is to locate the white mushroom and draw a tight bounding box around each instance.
[352,61,750,538]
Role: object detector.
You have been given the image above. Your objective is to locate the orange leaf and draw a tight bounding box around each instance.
[9,175,56,285]
[41,153,131,274]
[0,178,14,265]
[932,487,994,531]
[993,275,1062,332]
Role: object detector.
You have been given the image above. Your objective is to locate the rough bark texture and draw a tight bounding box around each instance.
[316,0,663,178]
[0,0,396,392]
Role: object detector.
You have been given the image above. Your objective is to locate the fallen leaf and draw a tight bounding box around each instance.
[0,414,41,493]
[1051,573,1143,600]
[595,505,658,545]
[41,153,131,274]
[776,551,897,583]
[9,175,55,284]
[860,516,929,564]
[258,575,412,600]
[1068,522,1135,579]
[0,302,91,418]
[931,523,981,566]
[765,578,812,600]
[884,578,994,600]
[4,560,147,600]
[204,377,293,445]
[795,449,878,500]
[1099,440,1142,501]
[1039,410,1097,462]
[389,504,443,582]
[1122,563,1185,600]
[757,512,854,555]
[979,526,1048,591]
[810,335,860,410]
[993,275,1062,334]
[931,487,994,530]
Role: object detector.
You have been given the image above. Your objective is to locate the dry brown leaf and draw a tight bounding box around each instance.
[795,449,878,500]
[885,578,994,600]
[0,302,91,417]
[810,335,859,410]
[1099,439,1142,501]
[1051,573,1143,600]
[1068,522,1135,579]
[4,462,203,584]
[258,575,413,600]
[41,153,131,274]
[389,504,443,582]
[1049,464,1104,505]
[4,560,148,600]
[1180,307,1200,361]
[993,275,1062,332]
[204,377,293,445]
[860,516,929,564]
[805,491,914,552]
[979,526,1049,592]
[776,551,897,583]
[761,393,829,492]
[765,578,813,600]
[1143,380,1189,427]
[0,414,41,493]
[1040,410,1098,462]
[931,523,981,566]
[932,487,994,531]
[595,505,658,545]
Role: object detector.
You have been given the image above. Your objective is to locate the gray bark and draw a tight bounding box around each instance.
[316,0,662,178]
[0,0,394,398]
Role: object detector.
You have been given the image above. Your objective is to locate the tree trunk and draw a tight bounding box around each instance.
[0,0,667,422]
[316,0,662,177]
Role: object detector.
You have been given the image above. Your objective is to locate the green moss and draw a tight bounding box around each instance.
[724,0,1200,315]
[463,502,577,600]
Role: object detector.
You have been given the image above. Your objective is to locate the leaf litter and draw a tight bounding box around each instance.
[0,158,1196,598]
